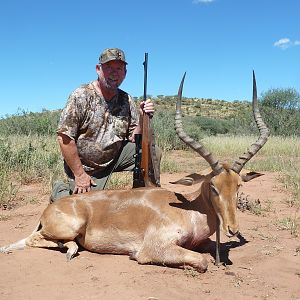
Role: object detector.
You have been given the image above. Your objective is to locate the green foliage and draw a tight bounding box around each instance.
[152,110,232,151]
[260,88,300,110]
[0,109,61,136]
[185,116,233,136]
[259,88,300,136]
[152,110,183,151]
[260,106,300,136]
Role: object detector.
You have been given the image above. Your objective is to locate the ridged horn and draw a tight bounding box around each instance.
[175,73,223,175]
[231,71,270,173]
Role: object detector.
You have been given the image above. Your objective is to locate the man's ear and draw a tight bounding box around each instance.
[241,171,264,182]
[96,64,101,74]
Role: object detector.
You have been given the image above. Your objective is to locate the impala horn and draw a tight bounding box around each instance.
[175,73,223,175]
[231,71,270,174]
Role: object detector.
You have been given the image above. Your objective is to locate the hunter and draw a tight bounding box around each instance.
[51,48,157,202]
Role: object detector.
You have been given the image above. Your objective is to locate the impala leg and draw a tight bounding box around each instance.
[26,232,79,260]
[0,238,27,253]
[136,244,208,272]
[62,241,79,261]
[161,245,208,272]
[26,231,60,248]
[0,230,59,253]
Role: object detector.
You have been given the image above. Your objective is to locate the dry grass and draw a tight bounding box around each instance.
[0,135,299,210]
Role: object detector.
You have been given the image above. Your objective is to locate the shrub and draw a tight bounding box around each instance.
[259,88,300,136]
[0,109,61,136]
[260,88,300,110]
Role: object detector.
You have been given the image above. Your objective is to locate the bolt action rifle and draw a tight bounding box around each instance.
[133,53,160,188]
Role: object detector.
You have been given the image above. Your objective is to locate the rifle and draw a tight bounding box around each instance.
[133,133,144,188]
[133,53,159,188]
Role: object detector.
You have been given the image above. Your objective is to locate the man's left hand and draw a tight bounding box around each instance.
[140,99,154,117]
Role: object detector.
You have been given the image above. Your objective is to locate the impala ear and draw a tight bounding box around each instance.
[241,171,264,182]
[170,173,207,186]
[170,178,194,186]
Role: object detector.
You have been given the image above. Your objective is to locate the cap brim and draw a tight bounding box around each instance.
[100,58,127,65]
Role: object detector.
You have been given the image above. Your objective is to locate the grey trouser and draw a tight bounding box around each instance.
[50,141,161,202]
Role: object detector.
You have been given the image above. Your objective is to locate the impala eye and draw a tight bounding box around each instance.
[210,184,219,195]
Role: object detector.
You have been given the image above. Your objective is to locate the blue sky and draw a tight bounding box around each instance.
[0,0,299,117]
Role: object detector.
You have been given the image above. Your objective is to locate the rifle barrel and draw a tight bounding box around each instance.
[143,53,148,102]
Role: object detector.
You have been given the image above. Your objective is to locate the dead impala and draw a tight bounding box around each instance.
[0,71,269,272]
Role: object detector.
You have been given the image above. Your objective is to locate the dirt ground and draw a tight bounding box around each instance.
[0,170,299,300]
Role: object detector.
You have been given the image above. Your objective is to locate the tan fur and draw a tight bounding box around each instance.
[0,169,261,272]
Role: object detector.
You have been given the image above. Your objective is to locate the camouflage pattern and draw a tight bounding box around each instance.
[99,48,127,64]
[57,82,139,174]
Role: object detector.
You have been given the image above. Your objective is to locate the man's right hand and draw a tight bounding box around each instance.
[73,172,97,194]
[57,133,97,195]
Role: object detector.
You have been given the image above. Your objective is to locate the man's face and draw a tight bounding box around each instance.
[98,60,126,90]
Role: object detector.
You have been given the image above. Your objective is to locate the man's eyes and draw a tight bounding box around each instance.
[103,66,122,72]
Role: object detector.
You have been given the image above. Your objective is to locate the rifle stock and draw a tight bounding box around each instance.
[141,114,154,187]
[132,134,144,188]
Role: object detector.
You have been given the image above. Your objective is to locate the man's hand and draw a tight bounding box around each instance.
[57,133,97,194]
[140,99,154,117]
[73,172,97,194]
[130,99,155,142]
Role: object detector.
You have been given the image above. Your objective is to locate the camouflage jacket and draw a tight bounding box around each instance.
[57,82,139,174]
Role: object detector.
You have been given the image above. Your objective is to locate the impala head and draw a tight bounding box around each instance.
[175,71,269,237]
[209,165,241,237]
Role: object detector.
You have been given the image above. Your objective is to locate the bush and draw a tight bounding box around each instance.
[260,88,300,110]
[0,109,61,136]
[260,88,300,136]
[261,107,300,136]
[152,110,183,151]
[185,116,233,136]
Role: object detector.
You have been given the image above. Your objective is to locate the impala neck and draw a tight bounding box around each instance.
[188,181,218,233]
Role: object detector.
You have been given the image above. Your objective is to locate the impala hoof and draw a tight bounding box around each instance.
[0,246,11,254]
[196,257,208,273]
[66,252,75,261]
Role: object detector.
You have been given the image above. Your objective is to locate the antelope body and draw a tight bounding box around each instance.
[0,72,269,272]
[0,168,257,272]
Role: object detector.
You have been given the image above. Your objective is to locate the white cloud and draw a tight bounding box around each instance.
[193,0,215,4]
[274,38,291,49]
[274,38,300,50]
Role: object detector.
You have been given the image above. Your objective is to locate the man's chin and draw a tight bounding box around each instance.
[102,83,117,91]
[106,81,121,90]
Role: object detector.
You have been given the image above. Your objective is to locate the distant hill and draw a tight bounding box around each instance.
[135,96,251,119]
[1,96,298,137]
[2,97,252,122]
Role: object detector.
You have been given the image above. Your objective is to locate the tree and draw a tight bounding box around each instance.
[260,88,300,136]
[260,88,300,110]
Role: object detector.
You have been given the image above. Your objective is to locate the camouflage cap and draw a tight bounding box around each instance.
[99,48,127,64]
